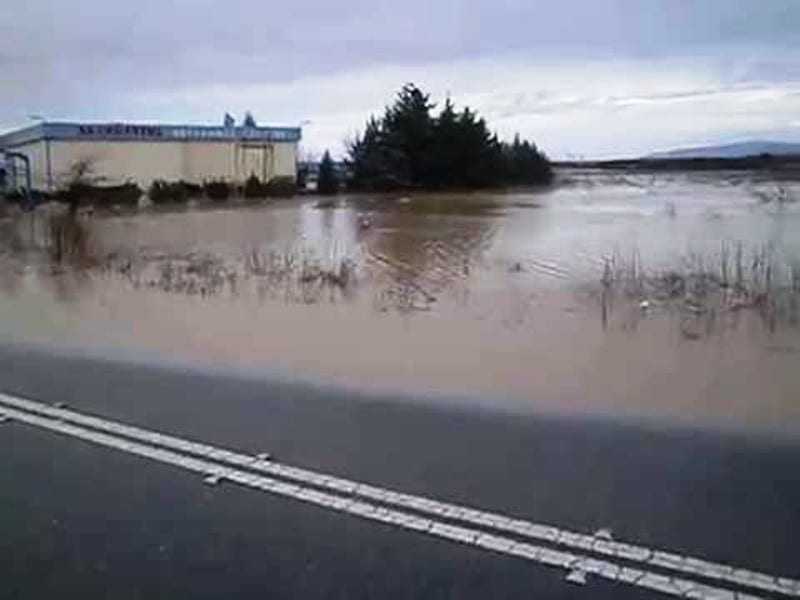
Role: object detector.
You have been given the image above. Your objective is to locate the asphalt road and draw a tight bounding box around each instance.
[0,343,798,599]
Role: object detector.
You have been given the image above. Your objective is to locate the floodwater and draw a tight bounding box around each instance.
[1,169,799,434]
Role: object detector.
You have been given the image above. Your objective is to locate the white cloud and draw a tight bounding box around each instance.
[125,54,800,159]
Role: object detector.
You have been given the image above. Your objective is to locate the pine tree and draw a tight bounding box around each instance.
[317,150,339,195]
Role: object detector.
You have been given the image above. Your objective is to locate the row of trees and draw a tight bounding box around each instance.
[344,84,552,191]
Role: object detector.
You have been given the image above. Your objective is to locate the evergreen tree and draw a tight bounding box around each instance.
[348,117,396,190]
[427,97,459,186]
[317,150,339,195]
[382,84,435,184]
[346,84,552,190]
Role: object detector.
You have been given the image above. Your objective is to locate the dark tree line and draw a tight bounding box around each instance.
[347,84,552,191]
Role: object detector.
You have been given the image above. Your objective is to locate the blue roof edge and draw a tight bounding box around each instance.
[1,121,302,147]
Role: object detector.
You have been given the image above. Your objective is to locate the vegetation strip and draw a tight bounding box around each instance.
[0,392,795,598]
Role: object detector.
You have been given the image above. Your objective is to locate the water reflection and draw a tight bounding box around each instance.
[362,207,498,312]
[0,197,501,313]
[2,177,800,432]
[1,172,799,331]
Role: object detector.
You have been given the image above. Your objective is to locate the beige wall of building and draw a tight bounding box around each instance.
[13,140,297,190]
[41,139,297,190]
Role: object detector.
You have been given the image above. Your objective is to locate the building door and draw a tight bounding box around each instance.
[237,144,272,182]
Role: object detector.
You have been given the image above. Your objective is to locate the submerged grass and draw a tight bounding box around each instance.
[601,242,800,333]
[245,246,357,302]
[97,244,360,305]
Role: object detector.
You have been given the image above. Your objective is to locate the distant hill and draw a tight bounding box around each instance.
[648,141,800,159]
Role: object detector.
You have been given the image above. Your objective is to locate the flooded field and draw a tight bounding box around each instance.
[1,169,799,434]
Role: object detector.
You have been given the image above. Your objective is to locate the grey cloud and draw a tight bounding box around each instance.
[3,1,799,88]
[1,0,799,154]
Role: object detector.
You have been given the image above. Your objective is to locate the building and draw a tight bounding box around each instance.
[0,120,302,192]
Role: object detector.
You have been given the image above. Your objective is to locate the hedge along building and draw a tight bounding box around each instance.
[0,120,302,192]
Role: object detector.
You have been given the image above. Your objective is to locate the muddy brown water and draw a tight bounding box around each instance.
[1,169,799,435]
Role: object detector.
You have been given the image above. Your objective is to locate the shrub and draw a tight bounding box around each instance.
[148,180,201,204]
[263,176,296,197]
[4,189,53,208]
[182,181,203,197]
[100,182,143,206]
[3,190,25,205]
[59,182,143,208]
[204,179,231,201]
[149,180,181,204]
[243,175,268,198]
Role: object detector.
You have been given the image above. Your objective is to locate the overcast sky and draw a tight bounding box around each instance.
[1,0,799,158]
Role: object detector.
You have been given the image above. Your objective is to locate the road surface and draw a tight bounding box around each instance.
[0,343,798,599]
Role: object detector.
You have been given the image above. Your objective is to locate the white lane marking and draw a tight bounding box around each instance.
[0,403,762,600]
[1,392,796,598]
